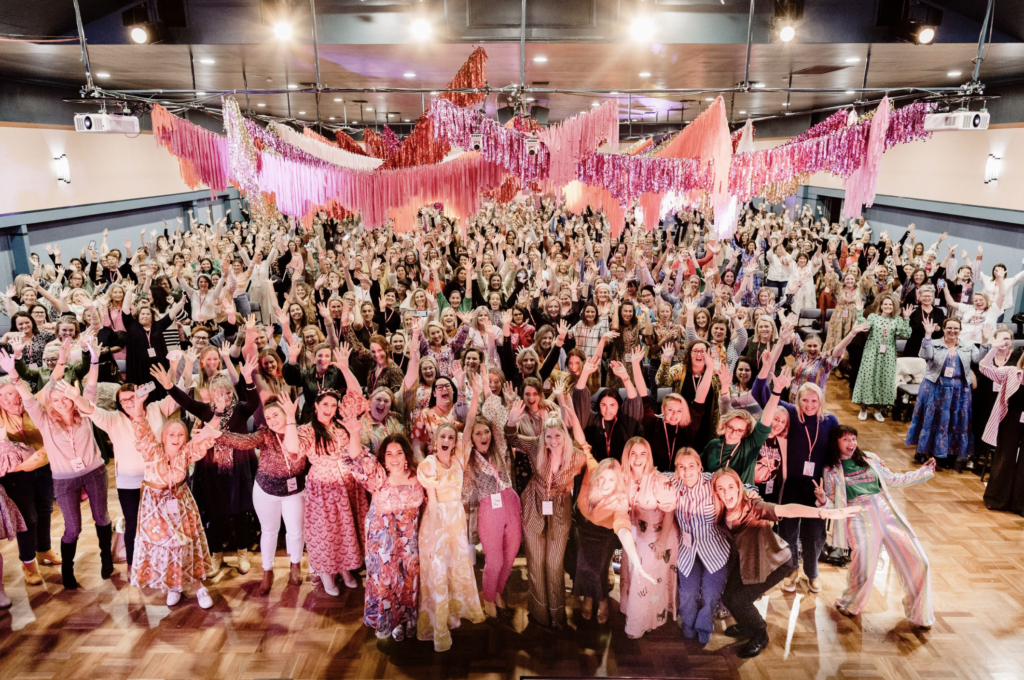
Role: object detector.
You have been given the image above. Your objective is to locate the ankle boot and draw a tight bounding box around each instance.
[288,562,302,586]
[22,560,43,586]
[96,523,115,579]
[61,540,80,590]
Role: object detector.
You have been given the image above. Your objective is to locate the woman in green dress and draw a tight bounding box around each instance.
[851,293,912,423]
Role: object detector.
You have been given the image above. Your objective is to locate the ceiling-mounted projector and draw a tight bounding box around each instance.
[924,110,990,131]
[74,112,140,134]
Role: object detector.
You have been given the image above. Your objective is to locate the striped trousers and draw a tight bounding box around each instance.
[523,510,571,628]
[839,493,934,627]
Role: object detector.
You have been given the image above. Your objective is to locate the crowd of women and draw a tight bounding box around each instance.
[0,198,1020,658]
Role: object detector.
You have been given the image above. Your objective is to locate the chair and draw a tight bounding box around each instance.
[894,383,919,422]
[798,309,823,330]
[249,300,262,315]
[896,339,907,354]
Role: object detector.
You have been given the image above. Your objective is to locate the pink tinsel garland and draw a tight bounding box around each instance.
[428,98,550,183]
[537,100,619,186]
[576,152,710,206]
[151,104,229,193]
[844,96,890,218]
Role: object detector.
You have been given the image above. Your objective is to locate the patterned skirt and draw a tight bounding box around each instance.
[905,377,974,459]
[131,482,210,593]
[363,505,420,637]
[304,477,366,575]
[0,484,26,541]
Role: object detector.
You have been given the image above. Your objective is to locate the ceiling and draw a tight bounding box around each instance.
[0,0,1021,132]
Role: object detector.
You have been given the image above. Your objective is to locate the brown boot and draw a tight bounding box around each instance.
[36,549,62,566]
[22,560,43,586]
[288,562,302,586]
[259,569,274,596]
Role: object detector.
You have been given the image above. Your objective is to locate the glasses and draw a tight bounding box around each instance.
[435,384,452,392]
[725,425,747,435]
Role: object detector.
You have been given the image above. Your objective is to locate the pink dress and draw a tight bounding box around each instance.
[299,424,369,575]
[0,439,30,540]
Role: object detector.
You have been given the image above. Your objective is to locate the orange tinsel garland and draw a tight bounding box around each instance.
[363,129,388,160]
[439,46,488,109]
[334,130,370,157]
[380,115,452,170]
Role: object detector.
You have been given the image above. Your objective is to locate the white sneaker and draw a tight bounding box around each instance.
[858,408,868,421]
[197,587,213,609]
[166,590,181,607]
[321,574,340,597]
[782,572,800,593]
[873,411,885,423]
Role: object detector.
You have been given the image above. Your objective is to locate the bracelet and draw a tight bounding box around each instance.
[772,390,783,396]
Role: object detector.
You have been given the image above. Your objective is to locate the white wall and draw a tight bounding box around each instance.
[0,123,195,215]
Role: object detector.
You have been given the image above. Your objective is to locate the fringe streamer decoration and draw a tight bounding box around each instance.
[379,115,452,170]
[381,126,402,158]
[273,122,384,171]
[537,99,619,186]
[334,130,370,156]
[151,104,229,193]
[843,95,890,219]
[564,181,627,238]
[438,46,489,109]
[363,129,388,160]
[575,152,710,206]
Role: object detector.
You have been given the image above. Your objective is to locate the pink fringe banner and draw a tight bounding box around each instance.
[844,96,890,218]
[151,104,229,193]
[537,99,619,186]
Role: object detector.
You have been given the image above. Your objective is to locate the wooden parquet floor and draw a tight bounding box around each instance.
[2,378,1024,679]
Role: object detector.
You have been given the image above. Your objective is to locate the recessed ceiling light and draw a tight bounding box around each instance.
[610,91,619,95]
[752,82,765,88]
[845,57,860,63]
[591,102,600,107]
[430,91,438,95]
[366,107,374,111]
[404,72,416,78]
[948,70,962,77]
[638,71,651,78]
[329,116,335,120]
[288,84,298,89]
[298,111,306,115]
[782,102,789,106]
[334,97,343,102]
[96,72,110,78]
[739,110,747,114]
[705,97,713,101]
[533,56,548,63]
[404,118,411,122]
[845,89,855,95]
[199,58,215,65]
[257,103,266,107]
[196,91,207,96]
[526,97,535,102]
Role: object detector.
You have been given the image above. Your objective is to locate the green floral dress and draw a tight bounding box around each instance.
[851,313,911,407]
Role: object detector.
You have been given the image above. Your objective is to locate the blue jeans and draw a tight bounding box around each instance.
[778,516,826,579]
[678,554,729,644]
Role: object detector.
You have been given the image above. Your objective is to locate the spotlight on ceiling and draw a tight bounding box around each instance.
[122,6,167,45]
[772,0,803,43]
[630,15,655,42]
[128,22,165,44]
[410,17,432,41]
[883,0,942,45]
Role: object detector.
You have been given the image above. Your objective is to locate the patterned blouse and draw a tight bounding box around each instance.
[347,448,425,514]
[298,423,353,484]
[418,323,471,379]
[462,396,512,507]
[22,331,56,368]
[344,326,405,395]
[133,417,215,487]
[218,426,307,497]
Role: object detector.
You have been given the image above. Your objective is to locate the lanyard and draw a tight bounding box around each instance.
[804,419,820,461]
[603,417,617,459]
[476,450,503,486]
[144,328,153,346]
[274,431,296,477]
[718,439,738,470]
[316,371,329,392]
[663,422,678,460]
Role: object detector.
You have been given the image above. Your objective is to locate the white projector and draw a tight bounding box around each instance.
[924,110,990,131]
[74,113,141,134]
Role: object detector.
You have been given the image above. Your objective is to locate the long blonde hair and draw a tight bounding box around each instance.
[586,458,628,514]
[537,417,575,483]
[710,467,747,521]
[621,436,655,490]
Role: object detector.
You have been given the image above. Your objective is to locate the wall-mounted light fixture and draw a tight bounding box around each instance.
[55,154,71,184]
[985,154,1001,184]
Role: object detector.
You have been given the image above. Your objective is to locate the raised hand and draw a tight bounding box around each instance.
[812,478,828,506]
[902,304,915,320]
[0,350,16,376]
[506,398,526,427]
[194,420,224,443]
[772,365,793,393]
[661,341,676,364]
[149,364,174,390]
[333,343,352,370]
[501,380,517,404]
[240,352,258,381]
[609,360,630,380]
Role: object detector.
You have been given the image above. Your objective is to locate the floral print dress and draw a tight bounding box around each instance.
[416,453,485,652]
[347,449,425,639]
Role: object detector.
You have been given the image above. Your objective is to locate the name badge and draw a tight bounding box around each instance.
[29,363,39,370]
[1019,412,1024,424]
[765,479,774,495]
[286,478,298,493]
[944,367,955,378]
[993,382,1001,392]
[803,461,815,477]
[490,492,503,510]
[70,458,86,472]
[878,344,887,354]
[166,498,180,516]
[542,500,554,516]
[682,532,692,548]
[148,348,157,358]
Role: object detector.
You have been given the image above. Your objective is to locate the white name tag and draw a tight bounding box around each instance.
[993,382,1001,392]
[29,363,39,370]
[765,479,774,495]
[148,348,157,358]
[842,309,849,318]
[490,492,503,510]
[803,461,815,477]
[878,344,887,354]
[542,500,553,516]
[682,532,692,548]
[286,477,298,493]
[1019,412,1024,424]
[70,458,86,472]
[166,498,180,516]
[944,367,955,378]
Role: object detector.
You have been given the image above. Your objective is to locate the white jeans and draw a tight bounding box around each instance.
[252,483,305,571]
